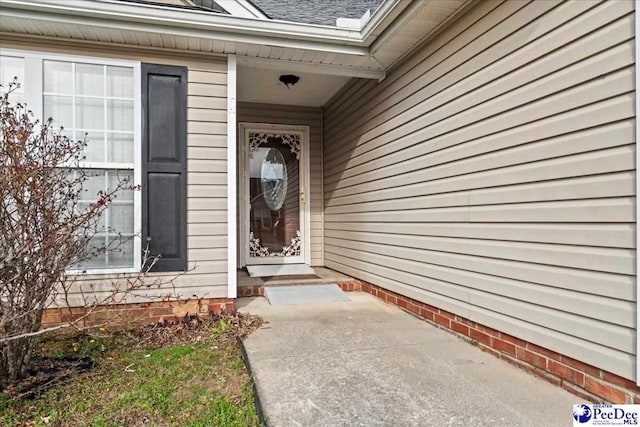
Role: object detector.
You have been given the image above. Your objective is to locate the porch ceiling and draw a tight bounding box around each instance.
[237,65,350,107]
[0,0,470,79]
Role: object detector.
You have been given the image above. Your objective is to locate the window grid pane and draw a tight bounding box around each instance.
[77,169,134,269]
[42,60,135,165]
[0,56,25,103]
[42,59,136,270]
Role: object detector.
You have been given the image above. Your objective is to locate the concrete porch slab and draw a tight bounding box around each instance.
[238,293,577,427]
[247,264,316,278]
[264,284,350,306]
[238,266,358,288]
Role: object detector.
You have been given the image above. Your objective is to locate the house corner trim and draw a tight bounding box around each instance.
[227,54,238,299]
[635,0,640,386]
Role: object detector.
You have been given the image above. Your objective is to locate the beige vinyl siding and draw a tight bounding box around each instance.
[0,38,229,302]
[322,0,637,379]
[238,102,324,266]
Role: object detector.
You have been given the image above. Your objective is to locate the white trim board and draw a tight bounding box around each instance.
[217,0,268,20]
[634,1,639,386]
[227,54,238,299]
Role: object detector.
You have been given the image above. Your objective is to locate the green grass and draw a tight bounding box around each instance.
[1,333,261,427]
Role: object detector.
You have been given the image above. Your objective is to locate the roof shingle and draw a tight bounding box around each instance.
[246,0,384,26]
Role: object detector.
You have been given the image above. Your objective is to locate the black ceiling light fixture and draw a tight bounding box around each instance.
[279,74,300,89]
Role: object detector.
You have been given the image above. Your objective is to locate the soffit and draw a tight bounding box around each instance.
[371,0,469,69]
[237,66,350,107]
[0,0,470,79]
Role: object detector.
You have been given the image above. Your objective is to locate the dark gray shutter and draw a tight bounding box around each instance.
[141,63,187,272]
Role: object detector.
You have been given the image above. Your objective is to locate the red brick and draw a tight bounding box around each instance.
[419,307,435,321]
[562,382,599,403]
[361,283,372,293]
[150,307,172,317]
[451,321,469,336]
[41,312,62,325]
[560,355,601,378]
[439,310,455,320]
[433,313,450,328]
[526,342,562,362]
[497,353,517,366]
[396,297,408,309]
[478,343,501,358]
[407,302,421,315]
[500,353,530,371]
[585,376,628,403]
[548,360,585,387]
[500,332,526,348]
[516,347,547,370]
[476,324,500,337]
[469,328,492,346]
[634,395,640,404]
[61,313,83,322]
[459,317,474,327]
[420,303,438,315]
[121,309,146,320]
[601,372,640,393]
[491,337,516,356]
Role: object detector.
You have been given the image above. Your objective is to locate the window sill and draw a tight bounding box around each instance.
[71,267,139,278]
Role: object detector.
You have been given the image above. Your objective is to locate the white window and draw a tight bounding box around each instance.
[0,50,141,273]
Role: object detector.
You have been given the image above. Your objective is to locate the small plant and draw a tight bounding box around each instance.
[211,318,233,336]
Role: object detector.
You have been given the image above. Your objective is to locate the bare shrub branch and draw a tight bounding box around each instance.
[0,80,185,382]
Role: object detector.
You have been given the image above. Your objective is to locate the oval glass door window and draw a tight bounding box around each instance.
[261,148,288,210]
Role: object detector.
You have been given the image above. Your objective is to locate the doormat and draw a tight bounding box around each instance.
[264,284,350,306]
[246,264,316,278]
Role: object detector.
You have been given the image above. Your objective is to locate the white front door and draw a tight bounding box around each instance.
[239,124,310,266]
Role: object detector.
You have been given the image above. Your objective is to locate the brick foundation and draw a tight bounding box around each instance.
[50,279,639,403]
[238,285,265,297]
[239,280,640,404]
[41,297,235,328]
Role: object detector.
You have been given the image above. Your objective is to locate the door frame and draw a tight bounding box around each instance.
[238,122,311,267]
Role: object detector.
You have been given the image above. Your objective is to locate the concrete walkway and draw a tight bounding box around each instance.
[238,292,577,427]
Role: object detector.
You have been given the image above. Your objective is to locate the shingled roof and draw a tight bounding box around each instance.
[245,0,384,26]
[117,0,228,13]
[117,0,384,26]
